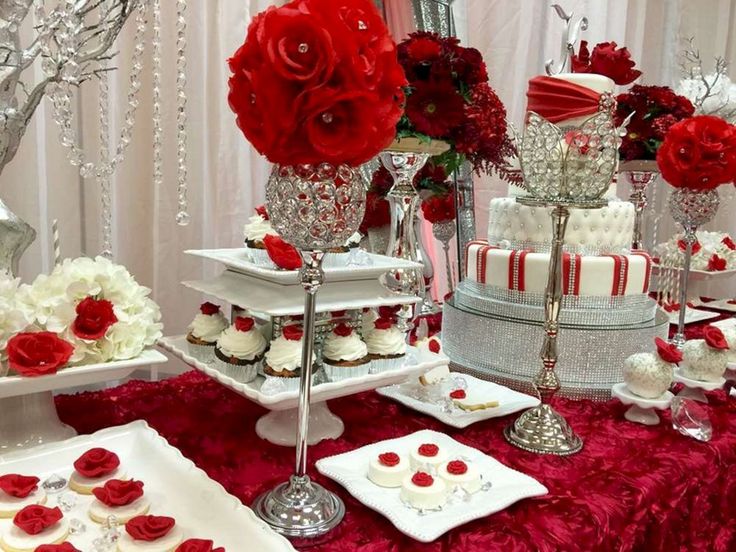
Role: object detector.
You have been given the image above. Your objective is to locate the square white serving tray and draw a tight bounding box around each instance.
[185,248,422,285]
[315,429,547,542]
[376,375,540,428]
[666,307,721,326]
[703,298,736,313]
[0,421,294,551]
[712,317,736,331]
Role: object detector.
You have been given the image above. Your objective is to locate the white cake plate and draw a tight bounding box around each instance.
[673,369,726,403]
[0,349,167,452]
[653,265,736,282]
[158,336,447,446]
[611,383,673,425]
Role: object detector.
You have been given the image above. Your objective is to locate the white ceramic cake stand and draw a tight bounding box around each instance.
[611,383,674,425]
[673,369,726,403]
[159,336,447,446]
[0,349,167,452]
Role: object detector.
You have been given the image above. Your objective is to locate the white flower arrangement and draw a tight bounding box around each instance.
[654,230,736,272]
[0,275,33,360]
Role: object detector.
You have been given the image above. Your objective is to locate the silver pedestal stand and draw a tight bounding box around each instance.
[619,160,659,251]
[253,164,365,543]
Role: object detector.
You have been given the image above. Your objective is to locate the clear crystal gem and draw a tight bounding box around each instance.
[671,397,712,441]
[57,492,77,512]
[69,518,86,534]
[322,112,333,123]
[175,211,190,226]
[298,42,309,53]
[357,20,367,30]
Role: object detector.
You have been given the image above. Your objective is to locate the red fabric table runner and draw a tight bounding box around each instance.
[56,368,736,551]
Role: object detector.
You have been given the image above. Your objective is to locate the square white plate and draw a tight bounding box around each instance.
[712,317,736,331]
[0,421,294,551]
[375,375,539,428]
[315,429,547,542]
[666,307,721,325]
[703,299,736,313]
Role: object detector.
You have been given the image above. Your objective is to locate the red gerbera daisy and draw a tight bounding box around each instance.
[405,81,464,138]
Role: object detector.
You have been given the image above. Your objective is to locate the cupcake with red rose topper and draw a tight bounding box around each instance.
[322,322,370,381]
[680,326,730,383]
[0,504,69,551]
[263,325,315,392]
[214,316,267,382]
[69,448,127,495]
[117,515,184,552]
[88,479,149,524]
[186,303,228,362]
[623,338,680,399]
[243,205,276,266]
[0,475,46,518]
[364,315,407,372]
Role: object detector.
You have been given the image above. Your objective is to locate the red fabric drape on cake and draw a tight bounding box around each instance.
[526,76,602,123]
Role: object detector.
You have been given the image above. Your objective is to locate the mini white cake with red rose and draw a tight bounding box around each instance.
[88,479,150,524]
[118,515,184,552]
[0,505,70,551]
[400,471,447,510]
[438,459,482,494]
[680,327,730,382]
[408,443,448,471]
[367,451,410,488]
[0,475,46,519]
[69,448,127,495]
[623,338,679,399]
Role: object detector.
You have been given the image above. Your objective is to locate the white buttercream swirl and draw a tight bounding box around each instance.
[323,332,368,362]
[265,336,315,372]
[217,325,266,360]
[189,312,228,342]
[243,214,275,242]
[365,326,406,356]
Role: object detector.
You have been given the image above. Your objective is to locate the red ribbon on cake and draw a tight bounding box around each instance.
[526,76,601,123]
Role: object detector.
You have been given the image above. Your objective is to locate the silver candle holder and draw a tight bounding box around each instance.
[619,160,659,251]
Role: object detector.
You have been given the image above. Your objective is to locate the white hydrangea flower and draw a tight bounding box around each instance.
[0,275,32,359]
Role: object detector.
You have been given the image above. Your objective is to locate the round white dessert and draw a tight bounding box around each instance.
[69,467,127,495]
[623,352,673,399]
[117,525,184,552]
[409,445,449,471]
[89,495,151,524]
[367,455,410,488]
[681,340,728,382]
[399,474,447,510]
[0,488,46,518]
[438,461,482,494]
[0,517,69,552]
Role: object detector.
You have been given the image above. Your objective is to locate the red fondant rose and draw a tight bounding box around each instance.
[449,389,466,399]
[418,443,439,457]
[176,539,225,552]
[92,479,144,507]
[378,452,400,467]
[126,515,176,542]
[655,337,683,365]
[571,40,641,85]
[446,460,468,475]
[428,339,441,354]
[200,302,221,315]
[708,254,727,271]
[255,205,269,220]
[0,474,39,498]
[411,472,434,487]
[13,505,63,536]
[6,332,74,377]
[282,325,303,341]
[373,317,393,330]
[332,323,353,337]
[234,317,255,332]
[264,235,302,271]
[722,236,736,250]
[656,115,736,190]
[35,544,81,552]
[71,296,118,340]
[677,239,701,255]
[74,448,120,478]
[704,326,729,350]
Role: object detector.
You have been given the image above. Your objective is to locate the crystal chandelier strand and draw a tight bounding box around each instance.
[98,59,113,258]
[175,0,190,226]
[152,0,163,195]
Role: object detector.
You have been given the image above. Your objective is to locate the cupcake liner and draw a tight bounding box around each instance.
[323,252,350,268]
[262,374,301,394]
[323,360,371,382]
[370,355,406,374]
[245,246,277,269]
[214,356,260,383]
[187,341,216,364]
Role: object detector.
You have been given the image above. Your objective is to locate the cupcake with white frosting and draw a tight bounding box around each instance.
[365,317,406,372]
[322,323,370,381]
[214,316,267,382]
[186,302,228,362]
[324,231,364,268]
[243,205,276,267]
[680,326,730,382]
[263,325,315,392]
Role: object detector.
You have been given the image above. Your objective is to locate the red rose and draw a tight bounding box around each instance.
[570,40,591,73]
[678,239,701,254]
[418,443,439,457]
[411,472,434,487]
[6,332,74,377]
[74,448,120,478]
[378,305,400,317]
[0,474,39,498]
[708,254,727,271]
[35,544,81,552]
[331,310,347,317]
[704,326,729,350]
[655,337,683,364]
[282,324,304,341]
[572,40,641,85]
[71,296,118,340]
[452,46,488,86]
[421,193,456,224]
[255,205,269,220]
[405,80,465,137]
[378,452,400,467]
[200,302,220,315]
[446,460,468,475]
[662,302,680,313]
[723,236,736,250]
[234,317,255,332]
[449,389,465,399]
[176,539,225,552]
[264,235,302,271]
[92,479,144,507]
[373,317,393,330]
[656,115,736,190]
[332,323,353,337]
[126,515,176,542]
[13,505,63,536]
[428,339,441,354]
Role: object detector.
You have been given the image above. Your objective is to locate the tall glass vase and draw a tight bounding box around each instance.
[668,187,720,348]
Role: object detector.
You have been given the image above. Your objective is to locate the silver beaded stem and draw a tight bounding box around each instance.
[174,0,190,226]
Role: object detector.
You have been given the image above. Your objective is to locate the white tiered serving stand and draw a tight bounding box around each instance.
[160,249,449,446]
[0,349,167,451]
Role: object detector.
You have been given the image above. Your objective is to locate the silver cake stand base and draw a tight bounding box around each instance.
[504,403,583,456]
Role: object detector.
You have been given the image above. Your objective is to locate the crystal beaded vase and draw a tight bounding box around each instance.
[254,163,365,542]
[667,187,720,349]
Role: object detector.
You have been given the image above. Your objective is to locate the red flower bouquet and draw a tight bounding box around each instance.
[395,32,515,179]
[571,41,641,85]
[656,115,736,189]
[615,85,695,161]
[228,0,406,167]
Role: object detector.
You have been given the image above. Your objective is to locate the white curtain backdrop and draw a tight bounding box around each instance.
[1,0,735,356]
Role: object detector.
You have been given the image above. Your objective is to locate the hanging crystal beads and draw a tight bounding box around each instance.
[152,0,164,210]
[98,60,113,258]
[175,0,190,226]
